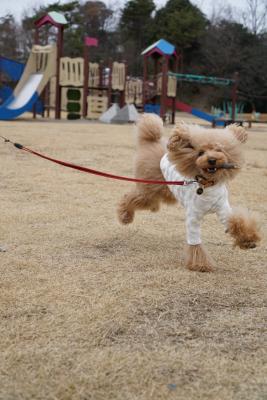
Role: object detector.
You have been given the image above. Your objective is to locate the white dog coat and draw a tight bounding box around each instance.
[160,154,232,245]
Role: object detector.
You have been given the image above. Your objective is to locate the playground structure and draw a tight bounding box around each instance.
[0,11,241,126]
[141,39,179,124]
[169,72,238,127]
[0,12,64,120]
[141,39,239,126]
[54,52,128,120]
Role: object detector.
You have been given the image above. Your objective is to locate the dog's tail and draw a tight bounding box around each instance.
[137,113,163,144]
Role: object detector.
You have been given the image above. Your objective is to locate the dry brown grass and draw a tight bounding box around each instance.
[0,114,266,400]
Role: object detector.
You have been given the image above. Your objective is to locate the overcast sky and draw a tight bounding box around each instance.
[0,0,246,20]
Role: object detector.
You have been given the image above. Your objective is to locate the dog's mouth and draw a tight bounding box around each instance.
[204,167,217,174]
[202,163,237,175]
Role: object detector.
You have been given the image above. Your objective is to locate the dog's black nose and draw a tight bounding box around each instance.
[208,158,217,165]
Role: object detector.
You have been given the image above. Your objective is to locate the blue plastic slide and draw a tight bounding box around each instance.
[0,45,56,120]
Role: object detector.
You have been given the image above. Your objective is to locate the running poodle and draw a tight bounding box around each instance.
[117,114,261,272]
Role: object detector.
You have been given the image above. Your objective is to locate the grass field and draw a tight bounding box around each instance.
[0,115,266,400]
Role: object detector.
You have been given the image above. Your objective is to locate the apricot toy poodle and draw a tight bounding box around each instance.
[117,114,261,272]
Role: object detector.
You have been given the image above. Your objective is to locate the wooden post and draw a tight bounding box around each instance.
[99,60,104,87]
[41,87,46,118]
[143,56,147,112]
[33,27,39,119]
[82,37,99,117]
[34,27,39,45]
[171,53,179,124]
[160,56,168,120]
[108,58,113,108]
[231,72,239,122]
[55,26,64,119]
[171,98,175,124]
[46,82,50,118]
[83,43,89,118]
[33,104,37,119]
[120,60,127,108]
[154,57,159,104]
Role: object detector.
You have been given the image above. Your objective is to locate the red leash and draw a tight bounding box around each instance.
[1,136,196,186]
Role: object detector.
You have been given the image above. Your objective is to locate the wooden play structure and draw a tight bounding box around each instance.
[0,12,242,126]
[34,11,67,119]
[141,39,239,126]
[55,56,127,119]
[141,39,179,123]
[40,21,129,121]
[0,11,129,121]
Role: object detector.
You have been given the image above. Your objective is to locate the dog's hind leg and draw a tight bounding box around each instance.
[117,191,136,224]
[117,189,160,225]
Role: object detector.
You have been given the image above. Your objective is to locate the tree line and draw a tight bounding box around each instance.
[1,0,267,111]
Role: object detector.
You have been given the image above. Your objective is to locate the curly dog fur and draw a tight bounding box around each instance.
[117,114,261,272]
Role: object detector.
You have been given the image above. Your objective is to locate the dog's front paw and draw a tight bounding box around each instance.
[228,209,262,250]
[187,262,214,273]
[185,244,215,273]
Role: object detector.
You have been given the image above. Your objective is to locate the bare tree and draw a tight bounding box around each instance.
[209,2,234,24]
[242,0,267,34]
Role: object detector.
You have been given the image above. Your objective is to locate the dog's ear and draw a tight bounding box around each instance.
[228,124,248,144]
[167,123,192,151]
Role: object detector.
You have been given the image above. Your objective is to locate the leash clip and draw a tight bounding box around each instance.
[183,180,197,186]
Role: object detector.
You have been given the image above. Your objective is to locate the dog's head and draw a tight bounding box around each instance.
[167,123,247,184]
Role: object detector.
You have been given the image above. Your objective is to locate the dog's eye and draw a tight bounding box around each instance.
[185,143,194,149]
[198,150,205,156]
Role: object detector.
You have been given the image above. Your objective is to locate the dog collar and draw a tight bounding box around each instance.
[195,175,215,195]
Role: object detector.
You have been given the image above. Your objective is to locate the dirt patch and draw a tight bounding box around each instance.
[0,115,266,400]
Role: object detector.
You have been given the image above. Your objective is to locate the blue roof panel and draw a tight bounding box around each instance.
[141,39,176,56]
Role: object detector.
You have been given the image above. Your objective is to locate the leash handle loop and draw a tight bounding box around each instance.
[14,143,23,149]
